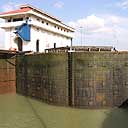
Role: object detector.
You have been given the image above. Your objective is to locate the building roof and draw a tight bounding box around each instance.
[0,4,74,31]
[20,4,61,22]
[0,7,31,15]
[0,4,61,22]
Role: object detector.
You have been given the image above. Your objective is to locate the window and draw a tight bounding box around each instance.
[54,26,56,28]
[36,40,39,52]
[58,27,59,29]
[46,23,49,25]
[8,19,11,22]
[37,28,40,31]
[26,17,29,20]
[13,18,23,22]
[54,43,56,48]
[42,21,44,23]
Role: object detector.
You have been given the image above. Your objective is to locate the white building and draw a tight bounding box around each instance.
[0,5,74,52]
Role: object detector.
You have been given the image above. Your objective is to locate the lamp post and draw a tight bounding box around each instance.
[80,26,83,46]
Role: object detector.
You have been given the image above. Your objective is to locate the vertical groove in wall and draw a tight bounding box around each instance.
[16,57,18,92]
[68,52,72,106]
[71,53,75,107]
[24,56,28,96]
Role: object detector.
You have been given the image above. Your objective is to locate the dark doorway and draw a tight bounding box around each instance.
[15,37,23,51]
[54,43,56,48]
[36,39,39,52]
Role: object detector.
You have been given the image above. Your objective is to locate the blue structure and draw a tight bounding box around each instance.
[15,23,31,41]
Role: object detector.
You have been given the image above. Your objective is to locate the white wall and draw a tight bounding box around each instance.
[2,14,73,52]
[4,25,71,52]
[30,26,71,52]
[4,28,17,50]
[4,27,30,51]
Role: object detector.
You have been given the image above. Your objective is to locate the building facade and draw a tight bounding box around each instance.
[0,5,74,52]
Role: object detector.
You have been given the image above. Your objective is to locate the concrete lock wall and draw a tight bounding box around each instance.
[72,52,128,108]
[0,58,16,94]
[16,52,128,108]
[16,53,69,106]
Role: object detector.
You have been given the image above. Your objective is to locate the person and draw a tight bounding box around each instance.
[113,47,117,52]
[9,47,17,51]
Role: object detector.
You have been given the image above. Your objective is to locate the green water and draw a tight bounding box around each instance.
[0,94,128,128]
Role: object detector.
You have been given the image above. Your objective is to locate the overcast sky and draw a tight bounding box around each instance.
[0,0,128,50]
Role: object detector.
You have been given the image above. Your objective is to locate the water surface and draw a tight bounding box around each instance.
[0,94,128,128]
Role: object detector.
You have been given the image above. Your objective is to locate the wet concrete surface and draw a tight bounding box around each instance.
[0,93,128,128]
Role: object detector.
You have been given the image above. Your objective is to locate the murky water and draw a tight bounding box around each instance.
[0,94,128,128]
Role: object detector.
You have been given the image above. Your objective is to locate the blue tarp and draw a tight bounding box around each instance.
[15,23,31,41]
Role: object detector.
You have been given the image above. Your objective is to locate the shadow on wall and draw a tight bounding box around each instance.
[102,108,128,128]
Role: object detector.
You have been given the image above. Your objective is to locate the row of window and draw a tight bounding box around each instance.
[37,18,69,33]
[8,18,23,22]
[7,17,70,33]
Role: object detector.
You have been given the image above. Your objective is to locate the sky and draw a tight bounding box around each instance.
[0,0,128,50]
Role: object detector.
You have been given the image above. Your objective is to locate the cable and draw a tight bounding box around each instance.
[5,59,16,66]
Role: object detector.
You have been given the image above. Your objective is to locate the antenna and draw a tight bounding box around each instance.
[112,24,119,48]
